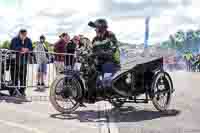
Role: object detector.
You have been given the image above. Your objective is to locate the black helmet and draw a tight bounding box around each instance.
[40,35,45,40]
[88,18,108,29]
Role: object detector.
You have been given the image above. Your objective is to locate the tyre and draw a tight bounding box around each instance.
[151,71,173,112]
[49,74,82,114]
[109,97,125,108]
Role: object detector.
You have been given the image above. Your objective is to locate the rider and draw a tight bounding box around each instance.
[87,18,120,101]
[88,18,120,74]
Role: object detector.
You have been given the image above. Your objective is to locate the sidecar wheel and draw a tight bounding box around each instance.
[151,71,173,112]
[49,74,82,114]
[109,98,125,108]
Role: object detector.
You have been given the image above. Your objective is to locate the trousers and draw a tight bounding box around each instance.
[10,63,27,93]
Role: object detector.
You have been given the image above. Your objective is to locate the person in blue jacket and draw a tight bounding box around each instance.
[9,29,33,97]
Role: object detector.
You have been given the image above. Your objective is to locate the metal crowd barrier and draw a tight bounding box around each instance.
[0,49,76,90]
[0,47,176,91]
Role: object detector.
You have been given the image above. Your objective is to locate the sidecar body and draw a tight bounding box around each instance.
[96,47,175,111]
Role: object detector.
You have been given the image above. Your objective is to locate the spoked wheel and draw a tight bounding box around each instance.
[49,74,82,114]
[151,71,174,112]
[109,97,125,108]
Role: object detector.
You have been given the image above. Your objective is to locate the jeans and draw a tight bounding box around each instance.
[97,63,120,88]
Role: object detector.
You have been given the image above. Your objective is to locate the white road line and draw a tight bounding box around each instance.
[98,102,109,133]
[0,119,45,133]
[105,102,119,133]
[97,101,120,133]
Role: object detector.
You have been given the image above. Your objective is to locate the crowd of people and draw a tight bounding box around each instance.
[8,29,91,96]
[164,52,200,72]
[183,52,200,72]
[3,18,121,99]
[53,33,89,75]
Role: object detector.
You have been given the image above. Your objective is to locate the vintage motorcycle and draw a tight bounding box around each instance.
[49,47,174,114]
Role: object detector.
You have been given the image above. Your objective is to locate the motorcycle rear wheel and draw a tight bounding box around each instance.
[151,71,173,112]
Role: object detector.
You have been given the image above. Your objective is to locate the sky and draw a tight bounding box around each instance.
[0,0,199,44]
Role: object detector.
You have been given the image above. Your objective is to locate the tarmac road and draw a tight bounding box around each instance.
[0,71,200,133]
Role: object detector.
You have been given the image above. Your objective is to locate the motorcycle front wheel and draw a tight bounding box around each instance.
[49,74,82,114]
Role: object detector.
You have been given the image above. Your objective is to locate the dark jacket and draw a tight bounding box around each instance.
[65,40,76,54]
[10,36,33,64]
[92,31,120,65]
[54,39,67,62]
[64,40,77,66]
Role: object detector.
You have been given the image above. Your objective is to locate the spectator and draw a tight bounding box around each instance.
[54,33,70,74]
[184,51,193,71]
[80,37,92,50]
[34,35,48,87]
[77,35,84,49]
[65,35,80,68]
[9,29,33,97]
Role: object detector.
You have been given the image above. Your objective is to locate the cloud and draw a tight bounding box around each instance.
[0,0,198,44]
[99,0,192,17]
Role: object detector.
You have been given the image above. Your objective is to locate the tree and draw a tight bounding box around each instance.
[156,27,200,54]
[1,40,10,49]
[174,30,185,42]
[169,35,176,49]
[32,41,54,52]
[160,41,171,49]
[195,30,200,39]
[32,41,37,48]
[45,41,54,52]
[186,30,196,41]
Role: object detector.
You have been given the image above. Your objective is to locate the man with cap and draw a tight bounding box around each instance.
[88,18,120,67]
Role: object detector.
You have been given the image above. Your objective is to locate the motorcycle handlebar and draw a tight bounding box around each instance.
[91,50,113,57]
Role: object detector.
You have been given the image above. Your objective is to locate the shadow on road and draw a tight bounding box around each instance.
[0,93,31,104]
[34,88,47,92]
[50,106,181,123]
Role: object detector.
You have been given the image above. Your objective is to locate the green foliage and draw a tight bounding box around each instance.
[174,30,185,42]
[0,40,10,49]
[160,29,200,53]
[33,41,54,52]
[45,41,54,52]
[32,41,37,48]
[0,40,54,52]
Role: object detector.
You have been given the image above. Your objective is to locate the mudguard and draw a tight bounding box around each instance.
[64,70,87,95]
